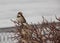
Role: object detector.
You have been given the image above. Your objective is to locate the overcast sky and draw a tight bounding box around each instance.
[0,0,60,28]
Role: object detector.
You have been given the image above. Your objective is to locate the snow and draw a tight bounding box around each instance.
[0,32,16,43]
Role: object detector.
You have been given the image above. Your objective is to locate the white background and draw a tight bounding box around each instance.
[0,0,60,28]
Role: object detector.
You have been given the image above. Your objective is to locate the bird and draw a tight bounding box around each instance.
[16,11,26,25]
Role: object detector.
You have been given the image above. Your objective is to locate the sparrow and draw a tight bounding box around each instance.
[16,12,26,25]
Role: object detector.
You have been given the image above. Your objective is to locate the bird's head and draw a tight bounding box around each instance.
[17,12,23,18]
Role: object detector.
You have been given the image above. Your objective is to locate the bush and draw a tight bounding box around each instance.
[12,16,60,43]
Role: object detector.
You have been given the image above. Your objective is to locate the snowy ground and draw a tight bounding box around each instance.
[0,32,17,43]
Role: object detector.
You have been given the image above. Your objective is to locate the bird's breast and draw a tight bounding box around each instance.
[17,17,26,23]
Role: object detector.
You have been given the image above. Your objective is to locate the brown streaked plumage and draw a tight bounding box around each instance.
[16,12,26,24]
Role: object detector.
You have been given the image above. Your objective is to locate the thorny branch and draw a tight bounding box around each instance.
[12,16,60,43]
